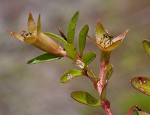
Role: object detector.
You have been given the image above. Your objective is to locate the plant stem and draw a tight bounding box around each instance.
[105,107,112,115]
[65,50,113,115]
[97,50,113,115]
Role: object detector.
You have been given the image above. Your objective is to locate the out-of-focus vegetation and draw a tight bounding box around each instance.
[1,0,150,115]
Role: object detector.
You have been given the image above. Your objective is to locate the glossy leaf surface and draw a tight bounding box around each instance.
[66,11,79,43]
[82,52,96,66]
[131,76,150,96]
[60,69,83,83]
[64,43,78,60]
[79,25,89,56]
[28,53,62,64]
[71,91,100,107]
[68,11,79,33]
[67,27,75,44]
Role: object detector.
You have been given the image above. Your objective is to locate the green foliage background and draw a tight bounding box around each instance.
[1,0,150,115]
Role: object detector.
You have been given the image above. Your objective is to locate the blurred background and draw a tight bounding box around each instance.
[1,0,150,115]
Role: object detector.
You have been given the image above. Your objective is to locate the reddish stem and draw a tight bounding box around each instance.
[97,62,106,95]
[65,50,113,115]
[96,51,113,115]
[83,68,96,84]
[105,108,113,115]
[101,100,112,115]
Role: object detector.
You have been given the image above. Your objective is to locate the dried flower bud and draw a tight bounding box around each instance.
[88,19,129,51]
[9,13,66,56]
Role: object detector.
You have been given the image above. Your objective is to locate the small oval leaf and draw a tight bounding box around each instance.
[27,53,62,64]
[64,43,78,60]
[143,40,150,56]
[79,25,89,56]
[82,52,96,66]
[44,32,67,44]
[131,76,150,96]
[71,91,100,107]
[60,69,83,83]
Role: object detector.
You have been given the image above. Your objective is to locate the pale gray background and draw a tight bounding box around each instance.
[1,0,150,115]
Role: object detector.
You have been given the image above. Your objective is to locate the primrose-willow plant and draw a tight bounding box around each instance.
[8,11,150,115]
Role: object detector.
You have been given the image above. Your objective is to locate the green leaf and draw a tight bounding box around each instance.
[82,52,96,66]
[66,11,79,44]
[143,40,150,56]
[131,76,150,96]
[60,69,83,83]
[105,64,113,80]
[71,91,100,107]
[27,53,62,64]
[67,27,75,44]
[44,32,67,44]
[37,14,41,34]
[64,43,78,60]
[68,11,79,33]
[79,25,89,56]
